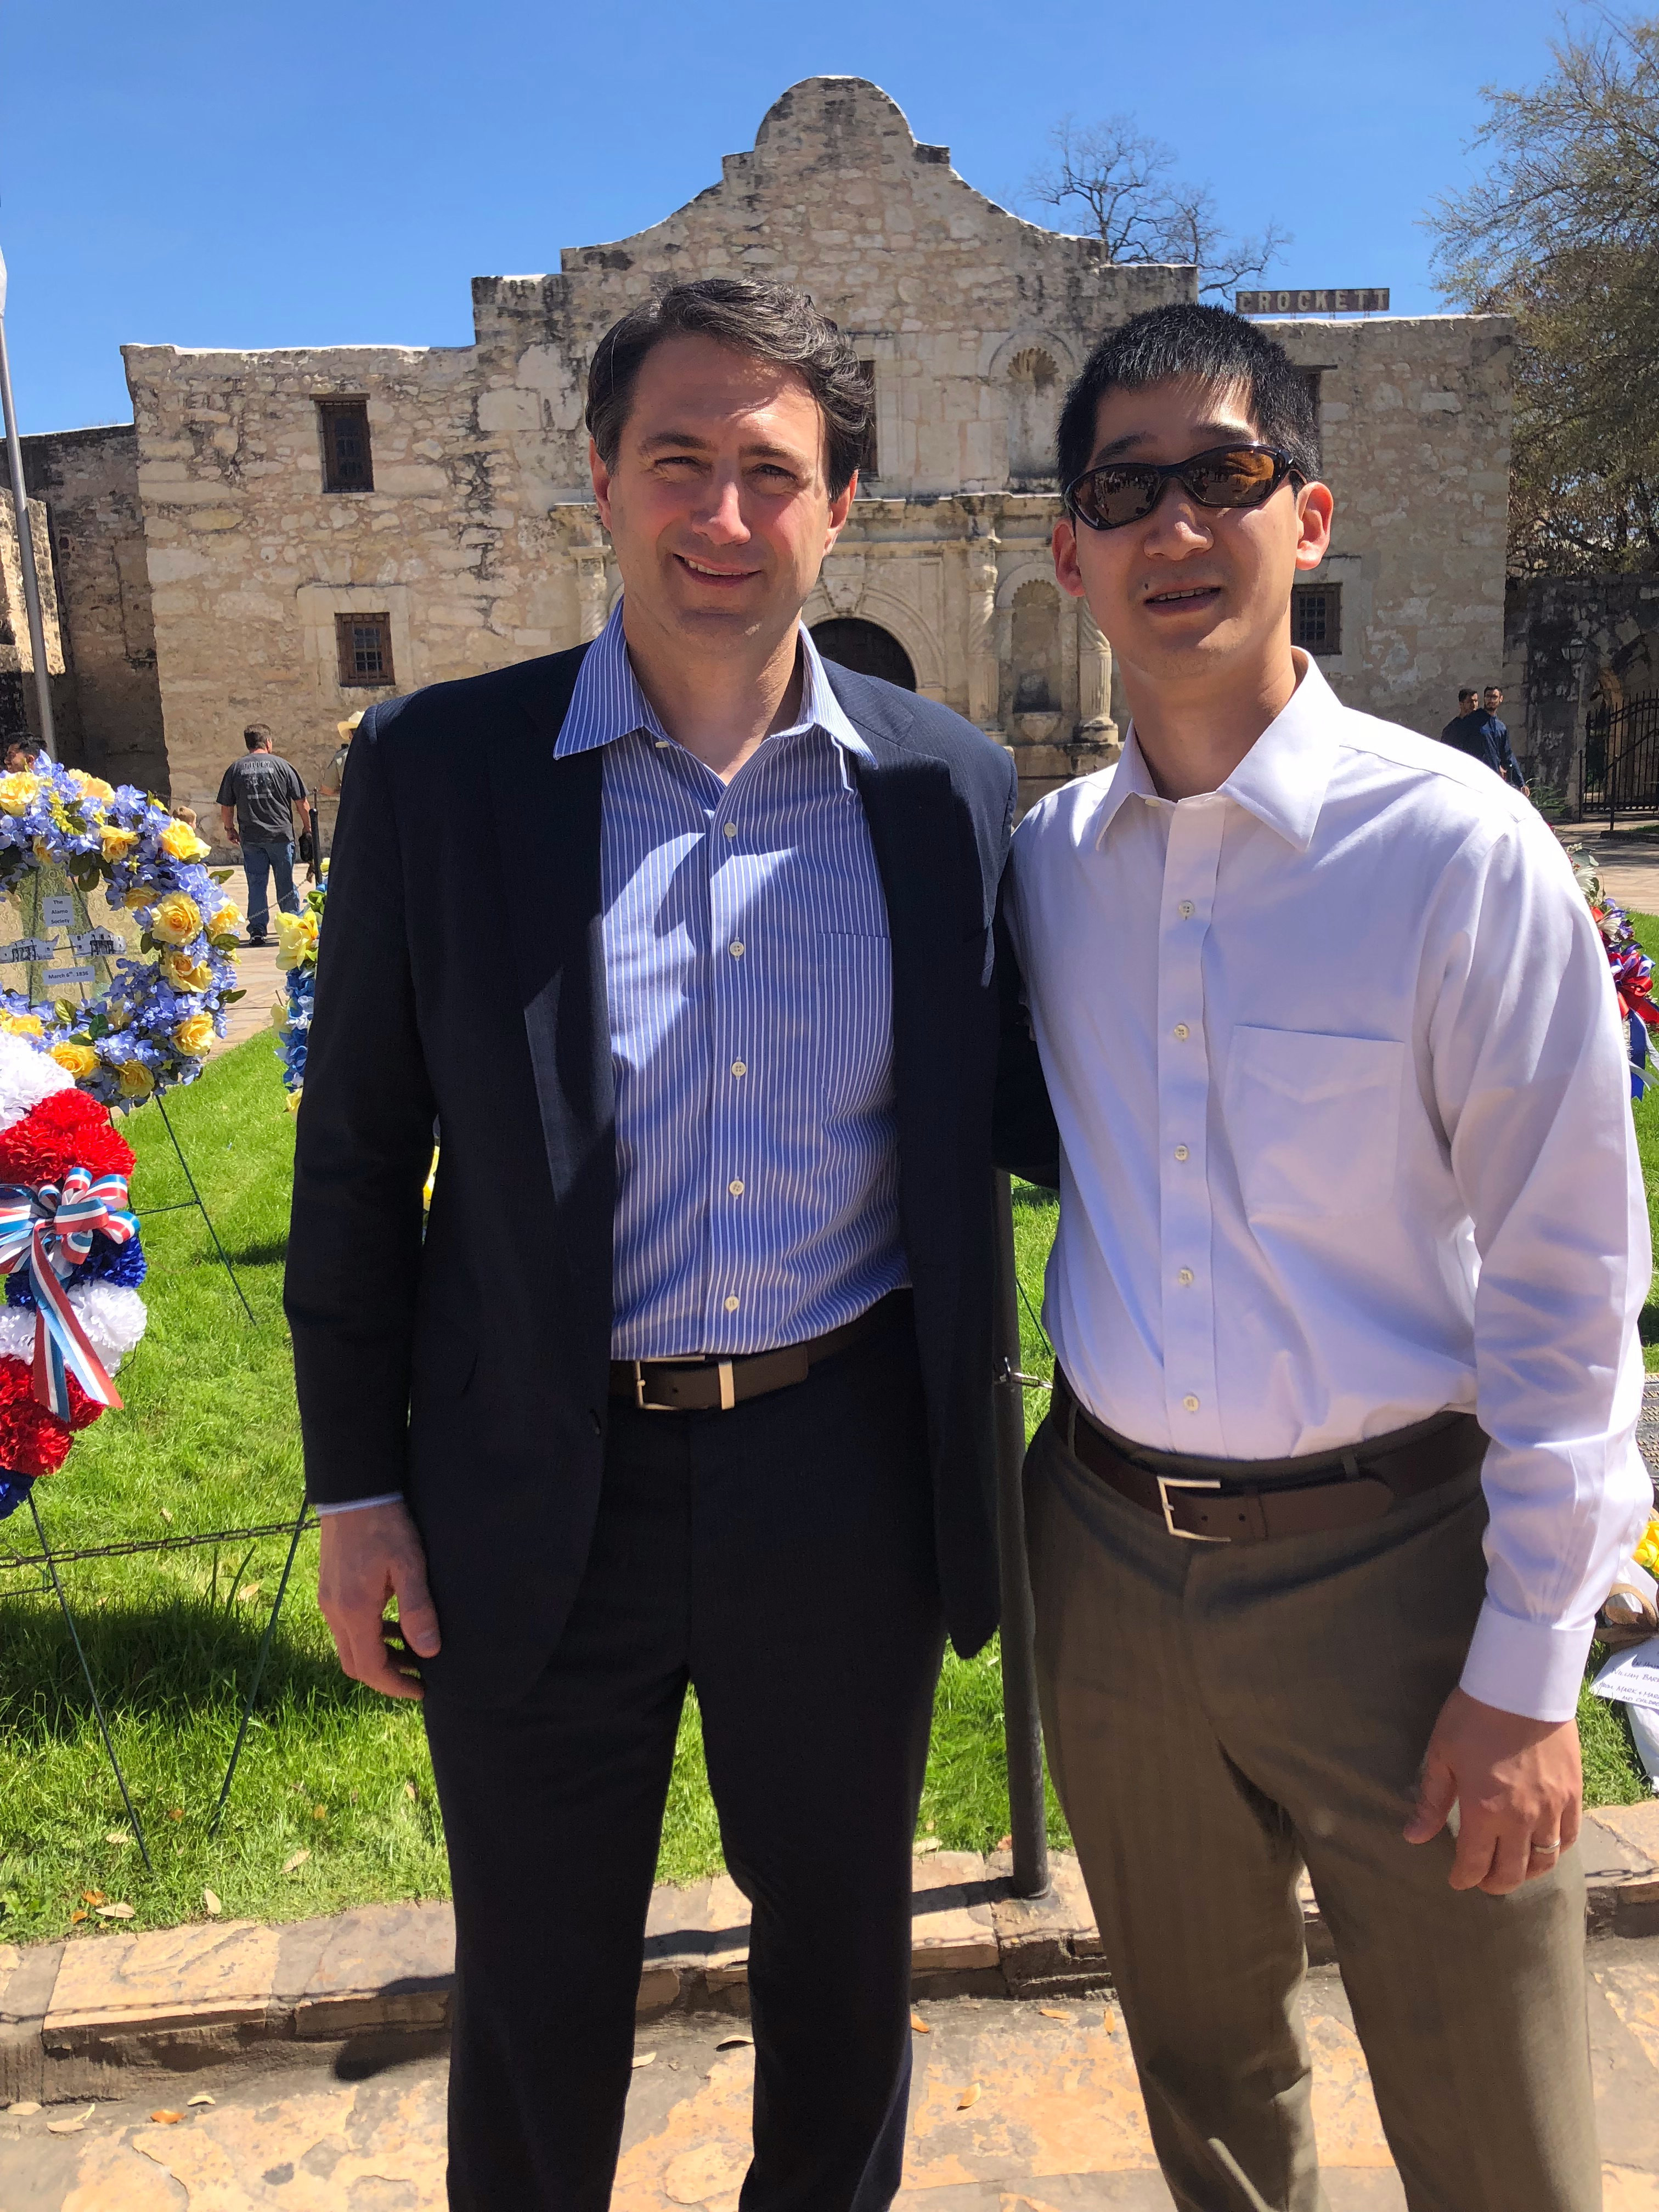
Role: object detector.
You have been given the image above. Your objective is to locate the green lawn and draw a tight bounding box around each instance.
[0,1012,1649,1951]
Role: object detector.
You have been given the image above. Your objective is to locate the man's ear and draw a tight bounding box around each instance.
[1294,480,1334,572]
[589,437,614,529]
[1052,517,1086,600]
[823,470,856,550]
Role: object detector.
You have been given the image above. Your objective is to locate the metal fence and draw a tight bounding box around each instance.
[1582,689,1659,826]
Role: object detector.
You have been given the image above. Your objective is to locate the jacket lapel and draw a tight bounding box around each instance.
[484,654,614,1333]
[846,719,966,1283]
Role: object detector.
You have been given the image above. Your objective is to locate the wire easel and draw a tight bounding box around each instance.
[138,1094,256,1323]
[1,1493,319,1848]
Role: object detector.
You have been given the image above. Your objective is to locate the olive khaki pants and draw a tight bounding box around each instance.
[1024,1409,1600,2212]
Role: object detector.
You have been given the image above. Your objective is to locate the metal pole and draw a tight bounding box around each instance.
[991,1168,1049,1899]
[208,1498,311,1836]
[0,248,57,760]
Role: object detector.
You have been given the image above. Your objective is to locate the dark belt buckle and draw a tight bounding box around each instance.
[1156,1473,1229,1543]
[632,1359,736,1413]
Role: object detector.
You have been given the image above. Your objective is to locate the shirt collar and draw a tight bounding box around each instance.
[1094,651,1340,855]
[555,599,874,784]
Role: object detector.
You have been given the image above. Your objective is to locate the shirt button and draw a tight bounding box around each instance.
[1172,1023,1189,1041]
[731,1060,747,1077]
[728,1178,744,1196]
[729,941,744,958]
[1182,1393,1200,1413]
[1177,1267,1194,1286]
[1178,900,1194,919]
[723,823,738,840]
[724,1295,740,1312]
[1173,1144,1189,1162]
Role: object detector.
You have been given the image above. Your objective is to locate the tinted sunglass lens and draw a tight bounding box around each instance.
[1182,448,1281,507]
[1075,466,1158,529]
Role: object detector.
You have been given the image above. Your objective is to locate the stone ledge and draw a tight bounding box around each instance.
[4,1820,1655,2084]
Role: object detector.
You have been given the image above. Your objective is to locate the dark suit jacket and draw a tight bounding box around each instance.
[285,644,1018,1701]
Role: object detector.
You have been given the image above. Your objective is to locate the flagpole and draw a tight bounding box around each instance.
[0,245,57,760]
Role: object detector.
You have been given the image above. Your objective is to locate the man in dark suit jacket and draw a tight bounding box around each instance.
[286,278,1015,2210]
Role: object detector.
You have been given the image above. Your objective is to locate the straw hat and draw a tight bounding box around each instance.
[335,709,365,741]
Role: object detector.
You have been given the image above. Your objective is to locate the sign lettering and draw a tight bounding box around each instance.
[1235,288,1390,316]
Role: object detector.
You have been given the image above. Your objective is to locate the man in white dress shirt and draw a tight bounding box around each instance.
[1000,302,1651,2210]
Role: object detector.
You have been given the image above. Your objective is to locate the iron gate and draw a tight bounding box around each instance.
[1583,689,1659,825]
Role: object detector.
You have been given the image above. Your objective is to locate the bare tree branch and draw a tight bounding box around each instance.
[1027,113,1289,296]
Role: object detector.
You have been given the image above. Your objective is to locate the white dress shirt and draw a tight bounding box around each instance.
[1007,654,1652,1723]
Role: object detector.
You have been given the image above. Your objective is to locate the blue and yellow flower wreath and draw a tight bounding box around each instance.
[0,759,242,1110]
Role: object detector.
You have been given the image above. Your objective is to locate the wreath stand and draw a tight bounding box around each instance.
[0,1492,320,1853]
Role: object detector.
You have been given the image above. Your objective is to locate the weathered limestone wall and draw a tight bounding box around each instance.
[1503,573,1659,802]
[19,427,165,790]
[109,76,1510,818]
[1271,314,1513,743]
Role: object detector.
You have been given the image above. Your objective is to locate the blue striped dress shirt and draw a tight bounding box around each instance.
[556,603,908,1359]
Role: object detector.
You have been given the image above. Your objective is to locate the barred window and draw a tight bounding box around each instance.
[335,612,394,688]
[318,399,374,493]
[855,360,878,483]
[1291,583,1341,657]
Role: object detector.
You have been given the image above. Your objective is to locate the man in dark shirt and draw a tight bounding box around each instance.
[217,724,311,946]
[1440,686,1485,759]
[1480,684,1528,793]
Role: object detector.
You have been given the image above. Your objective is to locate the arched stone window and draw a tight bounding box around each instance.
[1007,348,1060,487]
[810,617,917,691]
[1009,580,1060,716]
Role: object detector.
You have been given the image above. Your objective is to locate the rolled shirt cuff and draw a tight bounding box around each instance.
[1458,1596,1595,1724]
[312,1492,405,1516]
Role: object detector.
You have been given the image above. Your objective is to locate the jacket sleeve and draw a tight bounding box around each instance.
[284,706,438,1506]
[991,883,1060,1190]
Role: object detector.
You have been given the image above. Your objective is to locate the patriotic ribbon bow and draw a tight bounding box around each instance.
[0,1167,135,1420]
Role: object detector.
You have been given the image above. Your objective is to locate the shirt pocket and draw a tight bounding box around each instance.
[814,928,895,1112]
[1224,1026,1404,1222]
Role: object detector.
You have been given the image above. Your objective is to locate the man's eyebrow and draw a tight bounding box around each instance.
[1087,422,1257,465]
[637,430,808,465]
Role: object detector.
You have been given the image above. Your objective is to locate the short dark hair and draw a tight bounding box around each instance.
[243,724,272,750]
[1458,687,1478,704]
[1057,302,1322,497]
[585,278,874,498]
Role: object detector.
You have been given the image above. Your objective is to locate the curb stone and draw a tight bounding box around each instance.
[2,1809,1656,2096]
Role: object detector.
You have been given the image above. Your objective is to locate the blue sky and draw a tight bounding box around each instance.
[8,0,1587,434]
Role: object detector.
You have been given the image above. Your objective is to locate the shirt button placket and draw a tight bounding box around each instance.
[1157,801,1224,1451]
[708,798,751,1347]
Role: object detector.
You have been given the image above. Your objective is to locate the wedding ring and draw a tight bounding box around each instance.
[1530,1840,1562,1857]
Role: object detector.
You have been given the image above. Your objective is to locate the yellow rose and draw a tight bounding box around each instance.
[285,1086,302,1113]
[149,892,201,946]
[123,887,151,912]
[69,771,115,803]
[0,1011,43,1038]
[268,996,289,1035]
[159,820,210,862]
[116,1060,155,1099]
[162,950,211,992]
[172,1013,215,1057]
[50,1041,99,1080]
[100,826,140,862]
[274,910,320,971]
[0,773,40,817]
[208,900,242,939]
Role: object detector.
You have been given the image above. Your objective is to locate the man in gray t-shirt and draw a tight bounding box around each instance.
[217,725,312,946]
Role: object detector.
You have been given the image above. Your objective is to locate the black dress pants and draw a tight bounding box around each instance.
[422,1300,945,2212]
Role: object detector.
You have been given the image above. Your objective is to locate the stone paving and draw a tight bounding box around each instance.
[3,1948,1658,2209]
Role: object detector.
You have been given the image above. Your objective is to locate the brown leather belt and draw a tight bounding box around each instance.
[610,1291,904,1414]
[1052,1371,1486,1545]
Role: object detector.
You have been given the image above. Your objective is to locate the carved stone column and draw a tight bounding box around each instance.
[573,546,610,644]
[966,525,1001,731]
[1077,604,1120,756]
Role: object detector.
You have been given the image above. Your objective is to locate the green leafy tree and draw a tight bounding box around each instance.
[1430,16,1659,572]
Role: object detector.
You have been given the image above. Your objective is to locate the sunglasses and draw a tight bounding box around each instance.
[1064,443,1304,533]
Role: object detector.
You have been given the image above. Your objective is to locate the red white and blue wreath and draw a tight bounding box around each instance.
[0,1031,146,1519]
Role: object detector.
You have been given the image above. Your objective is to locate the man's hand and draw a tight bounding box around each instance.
[317,1501,441,1700]
[1403,1685,1581,1895]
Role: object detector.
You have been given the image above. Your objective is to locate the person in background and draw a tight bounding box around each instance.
[2,738,35,774]
[320,710,361,802]
[1480,682,1529,793]
[217,724,311,948]
[1439,685,1482,754]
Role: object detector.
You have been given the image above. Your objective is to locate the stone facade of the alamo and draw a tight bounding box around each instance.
[18,77,1513,826]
